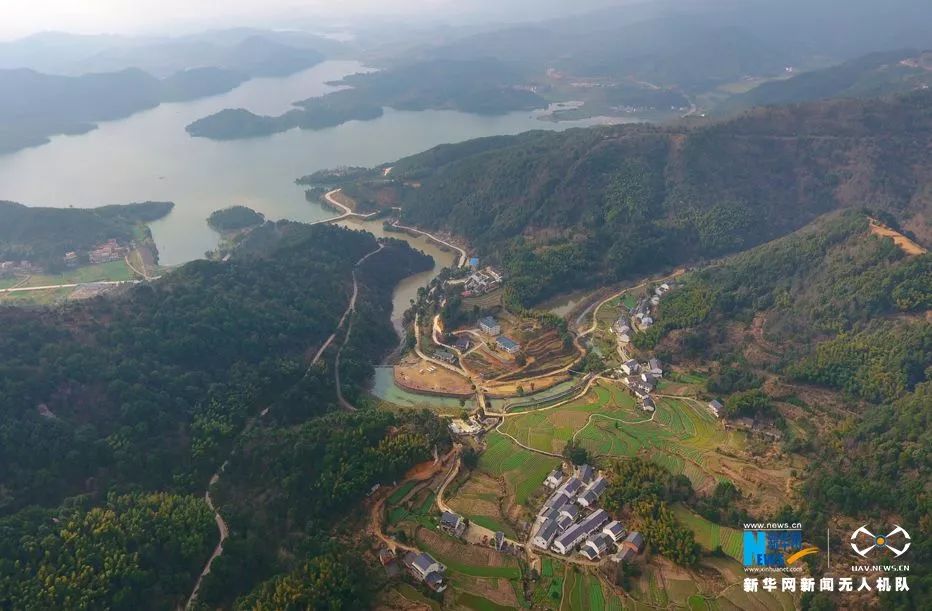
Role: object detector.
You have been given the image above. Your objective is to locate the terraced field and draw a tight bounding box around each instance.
[480,431,561,506]
[498,382,737,491]
[447,471,517,538]
[671,505,743,561]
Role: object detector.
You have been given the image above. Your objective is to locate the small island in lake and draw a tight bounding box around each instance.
[207,206,266,232]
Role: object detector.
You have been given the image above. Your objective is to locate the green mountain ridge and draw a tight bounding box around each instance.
[716,49,932,114]
[352,89,932,306]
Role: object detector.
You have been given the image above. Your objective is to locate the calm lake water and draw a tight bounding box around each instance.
[0,59,635,328]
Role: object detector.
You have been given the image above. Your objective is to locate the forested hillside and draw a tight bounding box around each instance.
[0,200,173,267]
[0,222,437,608]
[375,90,931,306]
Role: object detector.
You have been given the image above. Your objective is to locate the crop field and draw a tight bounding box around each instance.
[561,571,607,611]
[447,471,517,538]
[23,260,134,286]
[415,527,522,580]
[480,431,560,506]
[671,505,743,561]
[497,382,739,492]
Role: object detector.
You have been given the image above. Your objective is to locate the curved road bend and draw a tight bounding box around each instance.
[389,220,467,268]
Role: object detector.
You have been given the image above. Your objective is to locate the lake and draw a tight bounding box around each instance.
[0,59,636,328]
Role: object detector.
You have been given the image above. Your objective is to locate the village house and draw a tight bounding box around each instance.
[440,511,467,537]
[454,336,471,352]
[496,336,521,354]
[551,509,609,555]
[424,572,447,592]
[433,349,456,364]
[88,239,127,264]
[533,520,559,550]
[559,504,580,521]
[463,267,503,296]
[613,547,637,563]
[405,551,446,586]
[624,376,654,399]
[449,418,482,436]
[648,358,663,377]
[623,531,645,554]
[544,491,571,512]
[580,533,611,560]
[544,468,564,489]
[379,548,396,566]
[559,477,583,498]
[557,513,575,531]
[577,477,607,508]
[576,464,594,484]
[641,396,656,412]
[478,316,501,336]
[708,399,724,418]
[603,521,626,543]
[620,359,640,375]
[639,372,658,387]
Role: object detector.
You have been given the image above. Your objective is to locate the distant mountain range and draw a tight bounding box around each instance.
[0,29,339,77]
[0,32,328,154]
[717,49,932,114]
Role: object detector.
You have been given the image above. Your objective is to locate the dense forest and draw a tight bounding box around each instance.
[0,222,438,608]
[349,90,932,307]
[186,58,545,139]
[197,409,449,607]
[0,492,216,609]
[207,205,266,232]
[0,200,173,267]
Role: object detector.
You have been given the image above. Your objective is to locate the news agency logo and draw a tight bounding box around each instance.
[851,525,911,558]
[743,524,818,569]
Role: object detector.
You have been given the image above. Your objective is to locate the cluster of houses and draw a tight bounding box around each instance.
[448,417,483,436]
[401,551,448,593]
[615,283,674,342]
[432,348,457,364]
[440,508,510,554]
[478,316,521,355]
[619,358,663,410]
[462,266,503,297]
[0,260,37,276]
[530,464,644,563]
[66,239,129,266]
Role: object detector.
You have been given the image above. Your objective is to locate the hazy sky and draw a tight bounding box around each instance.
[0,0,628,40]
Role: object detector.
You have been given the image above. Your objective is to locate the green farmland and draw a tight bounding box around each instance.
[480,431,560,506]
[498,382,734,490]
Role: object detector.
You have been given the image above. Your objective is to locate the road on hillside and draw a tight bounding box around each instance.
[185,242,385,609]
